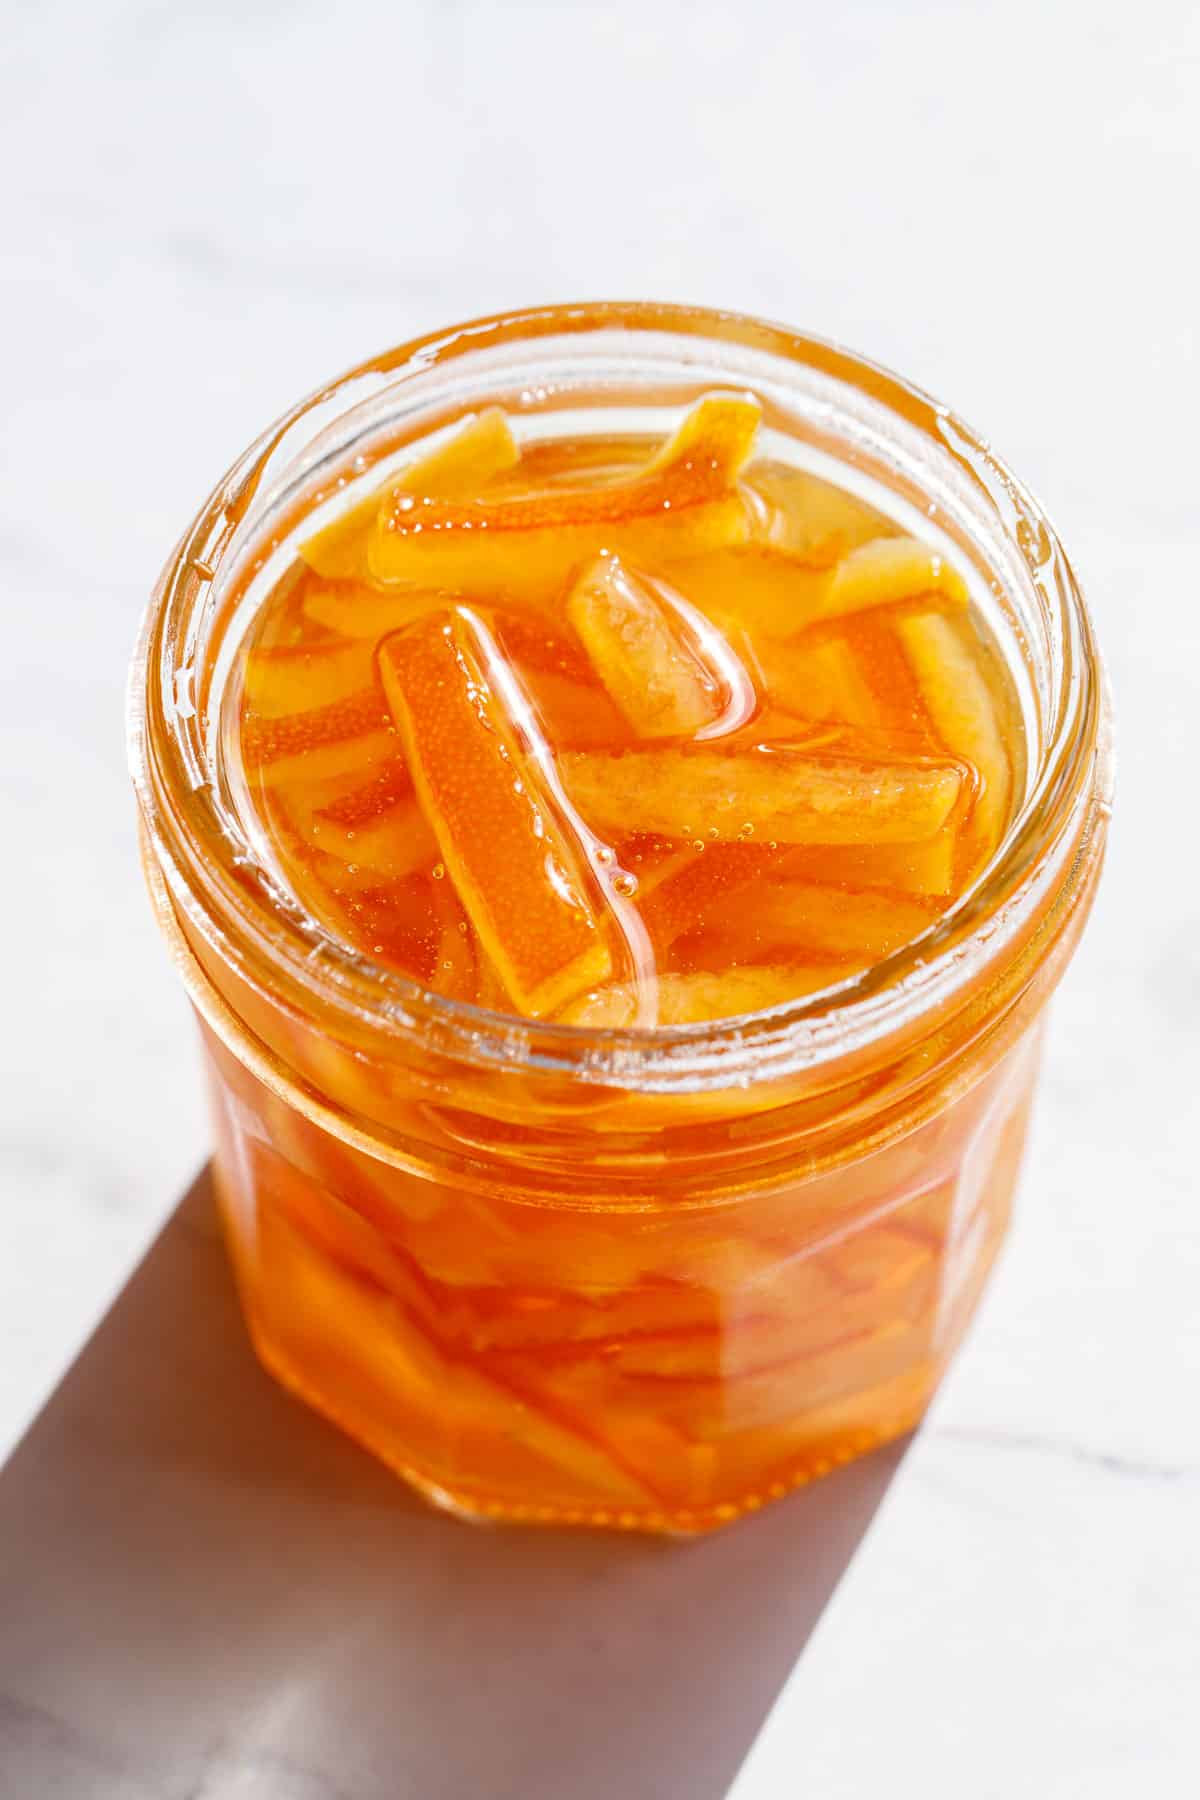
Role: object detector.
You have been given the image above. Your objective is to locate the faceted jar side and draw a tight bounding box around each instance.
[196,996,1040,1532]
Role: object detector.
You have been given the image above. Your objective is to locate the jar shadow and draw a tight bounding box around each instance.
[0,1167,910,1800]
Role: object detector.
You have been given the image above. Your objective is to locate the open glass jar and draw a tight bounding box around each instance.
[129,302,1111,1533]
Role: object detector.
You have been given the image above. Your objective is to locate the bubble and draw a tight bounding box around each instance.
[432,862,446,880]
[611,872,638,899]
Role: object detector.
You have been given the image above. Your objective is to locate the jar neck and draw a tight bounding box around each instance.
[130,302,1111,1117]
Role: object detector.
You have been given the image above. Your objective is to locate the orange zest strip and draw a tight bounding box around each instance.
[894,609,1013,869]
[377,609,614,1017]
[241,687,388,763]
[742,630,883,728]
[779,837,957,899]
[491,612,629,748]
[658,547,832,640]
[638,843,784,947]
[686,877,942,963]
[367,393,761,598]
[663,535,968,644]
[427,870,478,1004]
[310,795,438,885]
[510,668,629,751]
[240,688,394,787]
[816,536,970,625]
[299,407,520,580]
[566,556,726,738]
[560,746,963,847]
[263,1169,657,1505]
[558,964,857,1028]
[491,613,594,683]
[302,581,448,641]
[746,462,896,563]
[641,391,761,476]
[240,637,374,716]
[313,756,413,827]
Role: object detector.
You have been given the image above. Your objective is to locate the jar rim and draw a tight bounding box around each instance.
[129,300,1111,1094]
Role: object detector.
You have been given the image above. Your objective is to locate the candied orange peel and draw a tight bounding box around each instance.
[240,637,374,716]
[559,963,855,1028]
[377,608,615,1016]
[663,535,968,647]
[747,462,896,563]
[368,393,762,599]
[819,536,970,623]
[566,556,727,739]
[240,687,394,788]
[300,407,519,581]
[895,609,1013,870]
[687,877,941,963]
[301,582,446,642]
[560,745,963,847]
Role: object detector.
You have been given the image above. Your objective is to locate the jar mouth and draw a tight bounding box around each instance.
[129,300,1111,1093]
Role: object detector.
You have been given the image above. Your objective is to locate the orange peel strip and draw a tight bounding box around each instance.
[655,547,832,640]
[240,637,374,716]
[750,632,882,727]
[746,462,896,563]
[689,877,941,962]
[641,391,761,476]
[559,963,858,1028]
[312,756,413,827]
[560,746,963,847]
[664,535,968,643]
[299,407,519,580]
[261,1178,657,1507]
[368,393,761,599]
[818,536,970,624]
[566,556,726,738]
[377,609,614,1017]
[895,609,1014,865]
[779,837,957,899]
[302,581,448,642]
[310,795,438,884]
[240,688,394,788]
[638,843,783,948]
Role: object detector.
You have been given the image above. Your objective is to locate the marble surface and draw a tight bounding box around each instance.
[2,1,1197,1793]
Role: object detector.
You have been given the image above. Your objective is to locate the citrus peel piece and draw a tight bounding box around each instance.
[368,393,761,599]
[559,964,856,1028]
[566,556,728,739]
[377,609,614,1017]
[299,407,519,580]
[747,462,896,562]
[302,582,448,642]
[240,687,394,787]
[560,746,963,847]
[895,609,1014,869]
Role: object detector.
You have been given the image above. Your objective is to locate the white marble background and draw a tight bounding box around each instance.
[2,1,1197,1793]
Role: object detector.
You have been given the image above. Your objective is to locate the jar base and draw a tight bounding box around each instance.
[244,1315,929,1537]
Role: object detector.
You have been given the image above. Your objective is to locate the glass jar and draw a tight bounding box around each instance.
[129,302,1111,1533]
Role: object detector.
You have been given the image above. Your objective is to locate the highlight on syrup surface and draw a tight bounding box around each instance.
[230,391,1018,1025]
